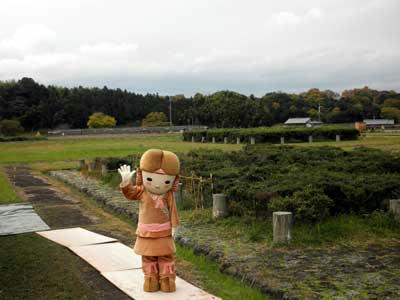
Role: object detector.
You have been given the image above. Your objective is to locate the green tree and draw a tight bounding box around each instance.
[87,112,117,128]
[381,107,400,122]
[0,119,24,136]
[141,112,169,127]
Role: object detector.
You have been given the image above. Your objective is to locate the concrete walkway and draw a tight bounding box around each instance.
[38,227,220,300]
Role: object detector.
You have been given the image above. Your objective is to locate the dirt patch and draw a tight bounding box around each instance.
[36,205,96,228]
[25,188,80,206]
[8,175,50,187]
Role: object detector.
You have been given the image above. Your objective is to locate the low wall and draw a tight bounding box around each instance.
[48,125,208,136]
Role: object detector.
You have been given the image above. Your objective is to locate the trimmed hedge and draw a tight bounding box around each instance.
[183,126,359,143]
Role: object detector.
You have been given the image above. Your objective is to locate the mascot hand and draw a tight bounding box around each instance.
[118,164,136,185]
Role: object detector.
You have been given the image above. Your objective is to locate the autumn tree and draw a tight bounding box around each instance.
[87,112,116,128]
[141,112,169,127]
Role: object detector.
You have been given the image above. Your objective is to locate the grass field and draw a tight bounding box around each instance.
[1,132,400,299]
[0,134,241,164]
[0,166,21,204]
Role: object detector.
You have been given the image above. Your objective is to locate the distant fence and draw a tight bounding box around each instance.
[48,125,208,136]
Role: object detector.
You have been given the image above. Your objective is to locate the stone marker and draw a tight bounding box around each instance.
[224,137,228,144]
[88,162,96,172]
[309,136,313,143]
[389,200,400,220]
[174,183,183,205]
[250,137,255,144]
[101,164,108,176]
[280,137,285,144]
[201,136,205,143]
[236,137,240,144]
[273,211,292,243]
[212,194,228,219]
[191,136,195,143]
[212,137,216,143]
[336,135,341,142]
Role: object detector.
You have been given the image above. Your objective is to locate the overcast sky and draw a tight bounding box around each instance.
[0,0,399,96]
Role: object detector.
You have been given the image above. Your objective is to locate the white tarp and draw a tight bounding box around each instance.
[0,203,49,235]
[102,269,222,300]
[69,242,142,272]
[37,227,117,247]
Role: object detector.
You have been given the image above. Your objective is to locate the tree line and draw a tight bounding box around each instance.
[1,77,400,130]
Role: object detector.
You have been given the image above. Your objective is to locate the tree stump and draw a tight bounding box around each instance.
[273,211,292,243]
[212,194,228,219]
[390,200,400,220]
[336,135,341,142]
[236,137,240,144]
[224,137,228,144]
[250,137,255,144]
[280,137,285,144]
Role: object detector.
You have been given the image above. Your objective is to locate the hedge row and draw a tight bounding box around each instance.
[183,126,359,143]
[0,136,47,142]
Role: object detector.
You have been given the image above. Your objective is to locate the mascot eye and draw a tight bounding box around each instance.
[165,180,171,184]
[146,177,153,181]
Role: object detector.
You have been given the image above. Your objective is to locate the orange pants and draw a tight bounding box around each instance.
[142,255,175,279]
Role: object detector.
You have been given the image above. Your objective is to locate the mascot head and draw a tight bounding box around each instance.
[136,149,180,195]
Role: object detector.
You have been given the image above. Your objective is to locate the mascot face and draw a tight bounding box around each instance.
[142,170,176,195]
[139,149,180,195]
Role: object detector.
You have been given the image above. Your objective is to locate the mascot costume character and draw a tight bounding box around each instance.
[119,149,180,293]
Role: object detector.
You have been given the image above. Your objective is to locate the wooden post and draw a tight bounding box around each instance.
[250,137,255,144]
[88,162,95,172]
[224,137,228,144]
[213,194,228,219]
[101,164,108,176]
[336,135,341,142]
[174,183,183,205]
[192,136,195,143]
[309,136,313,143]
[79,160,85,170]
[389,200,400,220]
[212,137,216,143]
[236,137,240,144]
[280,137,285,144]
[273,211,292,243]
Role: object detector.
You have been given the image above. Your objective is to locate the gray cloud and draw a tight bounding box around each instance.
[0,0,399,96]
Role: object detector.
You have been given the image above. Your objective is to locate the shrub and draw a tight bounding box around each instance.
[141,112,170,127]
[87,112,116,128]
[0,119,24,136]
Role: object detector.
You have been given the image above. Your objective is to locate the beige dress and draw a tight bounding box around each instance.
[120,183,180,256]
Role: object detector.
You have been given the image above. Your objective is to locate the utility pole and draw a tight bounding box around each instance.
[318,102,321,122]
[169,97,172,126]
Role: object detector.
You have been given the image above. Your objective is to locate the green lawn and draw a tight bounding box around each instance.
[0,233,103,300]
[0,134,241,164]
[0,166,21,204]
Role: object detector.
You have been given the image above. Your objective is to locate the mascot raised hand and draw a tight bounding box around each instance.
[119,149,180,293]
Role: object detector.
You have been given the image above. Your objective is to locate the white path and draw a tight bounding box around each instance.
[37,227,221,300]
